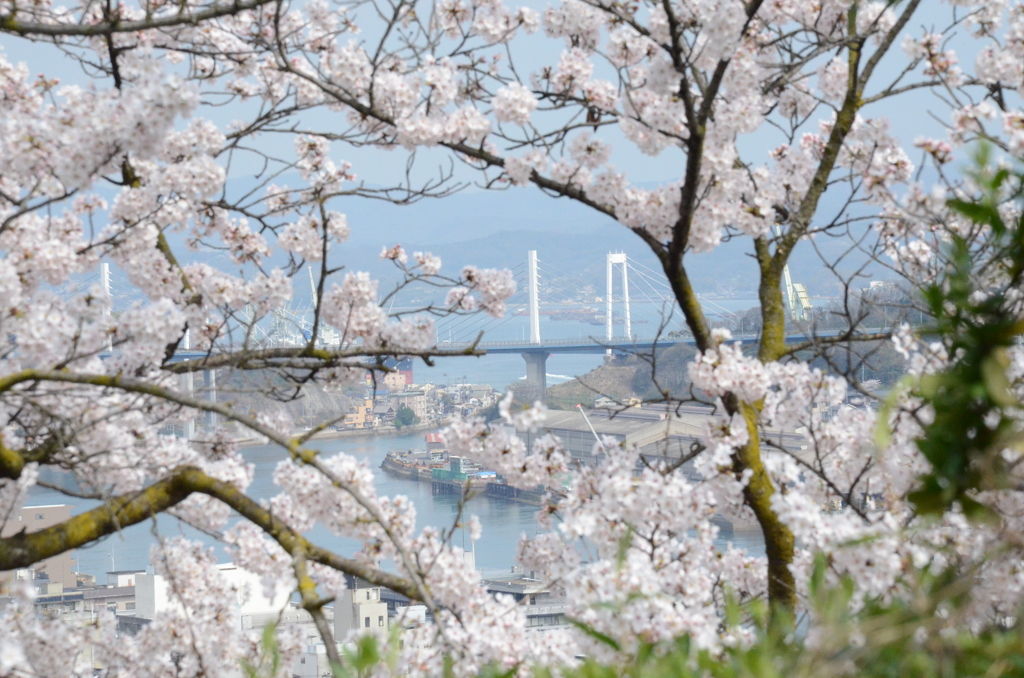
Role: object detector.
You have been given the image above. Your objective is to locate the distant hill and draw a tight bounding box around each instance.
[152,176,893,309]
[316,184,887,305]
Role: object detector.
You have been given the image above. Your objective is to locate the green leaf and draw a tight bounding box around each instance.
[565,617,622,652]
[947,198,1004,231]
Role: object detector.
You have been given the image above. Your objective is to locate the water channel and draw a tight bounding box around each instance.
[27,429,765,580]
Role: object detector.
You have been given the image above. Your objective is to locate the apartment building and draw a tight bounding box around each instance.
[0,504,75,591]
[389,390,427,421]
[344,398,374,429]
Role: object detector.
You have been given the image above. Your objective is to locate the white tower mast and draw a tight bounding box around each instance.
[528,250,541,344]
[100,262,113,351]
[308,267,318,309]
[774,225,802,322]
[622,257,631,340]
[606,253,628,349]
[605,253,614,344]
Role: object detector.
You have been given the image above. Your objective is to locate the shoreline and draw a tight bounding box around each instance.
[235,419,446,448]
[232,422,763,532]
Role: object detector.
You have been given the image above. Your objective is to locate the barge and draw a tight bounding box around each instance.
[380,437,548,507]
[379,450,439,481]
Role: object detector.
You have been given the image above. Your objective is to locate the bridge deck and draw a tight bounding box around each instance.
[165,329,881,362]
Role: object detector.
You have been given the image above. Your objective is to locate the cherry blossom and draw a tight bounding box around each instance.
[3,0,1024,674]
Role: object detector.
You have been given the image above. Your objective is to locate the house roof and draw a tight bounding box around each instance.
[537,404,807,458]
[84,586,136,599]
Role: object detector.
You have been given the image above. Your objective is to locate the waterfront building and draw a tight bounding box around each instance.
[389,390,428,422]
[373,403,396,425]
[425,432,447,454]
[344,398,375,429]
[367,357,414,390]
[517,403,800,469]
[0,504,75,591]
[483,566,568,634]
[517,404,711,470]
[382,370,410,391]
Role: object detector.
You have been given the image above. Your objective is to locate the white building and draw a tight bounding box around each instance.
[335,583,389,640]
[133,562,332,677]
[135,563,296,627]
[389,390,427,422]
[288,580,393,678]
[483,566,567,634]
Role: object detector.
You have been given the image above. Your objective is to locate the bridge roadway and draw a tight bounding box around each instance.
[435,330,834,353]
[415,329,848,391]
[169,328,879,393]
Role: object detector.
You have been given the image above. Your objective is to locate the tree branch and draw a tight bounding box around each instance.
[1,0,281,37]
[0,465,423,599]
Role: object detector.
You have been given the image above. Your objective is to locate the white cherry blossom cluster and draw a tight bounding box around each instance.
[443,394,571,488]
[0,538,303,677]
[6,0,1024,674]
[689,330,771,404]
[459,265,518,317]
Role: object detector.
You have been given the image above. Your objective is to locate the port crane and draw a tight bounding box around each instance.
[575,403,606,452]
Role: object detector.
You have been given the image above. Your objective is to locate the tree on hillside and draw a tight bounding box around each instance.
[3,0,1024,675]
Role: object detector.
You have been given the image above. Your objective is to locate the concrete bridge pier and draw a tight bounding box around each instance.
[522,351,550,394]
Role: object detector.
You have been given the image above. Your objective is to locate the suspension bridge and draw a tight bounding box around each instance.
[73,250,821,404]
[428,250,818,392]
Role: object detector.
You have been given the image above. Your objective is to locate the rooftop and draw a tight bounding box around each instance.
[533,404,807,458]
[84,586,135,599]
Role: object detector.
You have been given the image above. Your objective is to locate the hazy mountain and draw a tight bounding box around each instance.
[135,175,892,309]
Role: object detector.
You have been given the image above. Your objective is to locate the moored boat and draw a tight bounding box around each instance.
[381,434,553,507]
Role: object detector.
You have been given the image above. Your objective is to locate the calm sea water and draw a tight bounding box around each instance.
[23,299,770,578]
[27,427,765,579]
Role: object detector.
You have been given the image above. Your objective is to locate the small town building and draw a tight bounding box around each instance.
[389,390,427,421]
[0,505,75,591]
[373,404,396,425]
[425,433,447,454]
[335,582,389,640]
[483,566,567,633]
[344,398,374,429]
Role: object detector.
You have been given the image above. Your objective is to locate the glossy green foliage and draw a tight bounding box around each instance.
[545,557,1024,678]
[910,149,1024,517]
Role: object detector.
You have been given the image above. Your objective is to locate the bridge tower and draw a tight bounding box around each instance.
[522,251,548,399]
[528,250,541,344]
[181,330,195,440]
[100,263,113,351]
[774,224,812,322]
[605,253,632,354]
[204,369,217,431]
